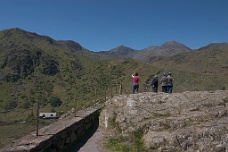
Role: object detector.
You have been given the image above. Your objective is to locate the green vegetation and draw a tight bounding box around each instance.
[50,96,62,107]
[105,115,146,152]
[106,135,131,152]
[0,28,227,148]
[105,130,147,152]
[0,28,159,148]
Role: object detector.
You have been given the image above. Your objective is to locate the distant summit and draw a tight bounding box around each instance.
[96,40,192,61]
[161,40,191,50]
[97,45,136,59]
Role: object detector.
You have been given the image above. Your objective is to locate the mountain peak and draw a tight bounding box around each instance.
[163,40,179,44]
[161,40,188,48]
[160,40,192,51]
[96,45,136,58]
[112,45,134,51]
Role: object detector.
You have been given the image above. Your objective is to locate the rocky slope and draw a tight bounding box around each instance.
[96,41,192,61]
[137,41,192,61]
[100,90,228,152]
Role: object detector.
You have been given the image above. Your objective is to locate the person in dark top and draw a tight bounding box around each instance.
[151,75,158,93]
[167,72,173,94]
[132,72,139,94]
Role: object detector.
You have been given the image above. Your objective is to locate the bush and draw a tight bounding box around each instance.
[50,96,62,107]
[22,101,31,109]
[3,100,17,110]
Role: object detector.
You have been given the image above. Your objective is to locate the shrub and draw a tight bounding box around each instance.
[50,96,62,107]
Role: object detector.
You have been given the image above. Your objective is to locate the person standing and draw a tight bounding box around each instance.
[167,72,173,94]
[151,75,158,93]
[132,72,139,94]
[161,73,167,93]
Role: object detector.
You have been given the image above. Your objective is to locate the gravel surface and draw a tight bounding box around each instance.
[77,127,105,152]
[69,122,107,152]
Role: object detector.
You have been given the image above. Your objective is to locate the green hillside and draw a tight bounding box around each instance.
[150,43,228,91]
[0,28,227,148]
[0,28,158,147]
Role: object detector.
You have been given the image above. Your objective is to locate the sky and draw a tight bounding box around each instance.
[0,0,227,52]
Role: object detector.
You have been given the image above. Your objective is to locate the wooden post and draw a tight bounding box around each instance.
[95,87,97,99]
[104,85,107,101]
[119,84,122,95]
[36,100,39,136]
[74,94,77,117]
[110,85,113,98]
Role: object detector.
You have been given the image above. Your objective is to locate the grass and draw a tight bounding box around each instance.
[105,136,131,152]
[0,119,52,148]
[105,133,147,152]
[0,28,227,149]
[105,115,147,152]
[0,124,35,148]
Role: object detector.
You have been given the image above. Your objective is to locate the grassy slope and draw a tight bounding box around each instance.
[0,28,227,148]
[0,29,162,148]
[151,43,228,92]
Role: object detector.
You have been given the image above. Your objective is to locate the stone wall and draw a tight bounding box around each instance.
[0,105,103,152]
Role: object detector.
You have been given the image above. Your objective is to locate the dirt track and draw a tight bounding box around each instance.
[69,121,107,152]
[78,127,105,152]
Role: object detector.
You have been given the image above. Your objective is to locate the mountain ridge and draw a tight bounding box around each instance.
[0,28,92,56]
[95,40,193,61]
[0,28,227,148]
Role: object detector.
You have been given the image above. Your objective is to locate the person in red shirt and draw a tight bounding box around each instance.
[132,72,139,94]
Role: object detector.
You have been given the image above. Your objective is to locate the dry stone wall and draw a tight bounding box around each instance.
[0,105,102,152]
[100,90,228,152]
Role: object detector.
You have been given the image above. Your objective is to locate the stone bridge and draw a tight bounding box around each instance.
[0,104,103,152]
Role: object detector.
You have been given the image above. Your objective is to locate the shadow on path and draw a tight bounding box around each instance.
[67,118,100,152]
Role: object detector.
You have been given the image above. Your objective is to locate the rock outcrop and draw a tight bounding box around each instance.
[100,90,228,152]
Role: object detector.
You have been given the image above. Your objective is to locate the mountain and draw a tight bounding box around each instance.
[0,28,227,103]
[0,28,227,148]
[0,28,159,111]
[96,45,137,59]
[96,40,192,61]
[143,40,192,60]
[151,42,228,76]
[0,28,92,82]
[0,28,91,55]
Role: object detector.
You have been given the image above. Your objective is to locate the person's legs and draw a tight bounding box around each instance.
[167,86,172,94]
[135,84,139,93]
[162,86,166,92]
[155,87,158,93]
[132,84,139,94]
[152,87,156,92]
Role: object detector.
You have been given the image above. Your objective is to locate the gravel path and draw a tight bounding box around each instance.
[69,122,106,152]
[77,127,105,152]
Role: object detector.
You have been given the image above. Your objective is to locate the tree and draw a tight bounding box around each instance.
[50,96,62,107]
[3,100,17,110]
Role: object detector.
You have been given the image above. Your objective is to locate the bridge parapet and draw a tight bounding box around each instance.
[0,104,104,152]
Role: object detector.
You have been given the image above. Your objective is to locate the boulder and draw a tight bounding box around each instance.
[100,90,228,152]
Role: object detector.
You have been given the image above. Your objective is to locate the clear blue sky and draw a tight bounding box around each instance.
[0,0,227,52]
